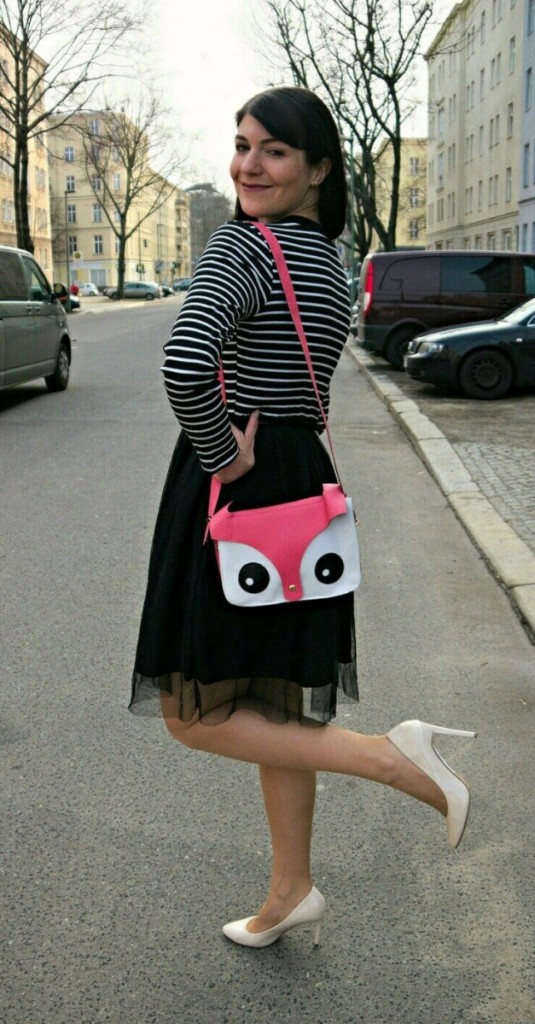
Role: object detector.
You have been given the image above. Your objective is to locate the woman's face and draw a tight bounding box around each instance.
[230,114,329,224]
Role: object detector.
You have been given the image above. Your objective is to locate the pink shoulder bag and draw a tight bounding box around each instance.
[206,222,361,608]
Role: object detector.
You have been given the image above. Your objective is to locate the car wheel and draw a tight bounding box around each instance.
[45,342,70,392]
[145,292,155,300]
[384,327,417,369]
[458,348,513,399]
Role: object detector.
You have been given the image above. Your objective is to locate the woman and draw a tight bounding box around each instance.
[130,86,475,948]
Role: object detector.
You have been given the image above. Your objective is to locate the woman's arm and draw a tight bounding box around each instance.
[161,222,272,474]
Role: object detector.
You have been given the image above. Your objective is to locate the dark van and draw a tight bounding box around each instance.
[357,250,535,368]
[0,245,72,392]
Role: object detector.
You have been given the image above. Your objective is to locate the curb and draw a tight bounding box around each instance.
[346,342,535,643]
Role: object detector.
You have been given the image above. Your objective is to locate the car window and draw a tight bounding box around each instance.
[21,255,51,301]
[0,252,28,300]
[441,255,512,293]
[380,257,439,294]
[503,297,535,324]
[522,257,535,295]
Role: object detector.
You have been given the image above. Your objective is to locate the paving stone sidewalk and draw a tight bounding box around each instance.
[347,341,535,643]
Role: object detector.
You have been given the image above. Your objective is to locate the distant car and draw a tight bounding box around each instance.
[160,285,173,297]
[79,282,99,296]
[0,246,71,392]
[107,281,162,300]
[404,297,535,399]
[173,277,192,291]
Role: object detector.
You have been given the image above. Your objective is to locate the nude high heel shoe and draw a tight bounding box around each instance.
[222,887,326,948]
[387,720,476,849]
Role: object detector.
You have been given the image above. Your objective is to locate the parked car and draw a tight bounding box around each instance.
[404,297,535,399]
[79,282,99,296]
[107,281,162,300]
[0,246,71,392]
[53,282,80,312]
[357,250,535,369]
[173,277,192,291]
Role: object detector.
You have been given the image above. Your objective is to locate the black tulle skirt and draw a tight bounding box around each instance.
[129,421,358,725]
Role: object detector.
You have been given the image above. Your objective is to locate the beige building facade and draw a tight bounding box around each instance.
[426,0,525,250]
[0,36,52,270]
[372,137,427,248]
[47,113,191,288]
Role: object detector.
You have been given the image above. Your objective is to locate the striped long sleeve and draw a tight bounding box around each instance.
[162,217,350,474]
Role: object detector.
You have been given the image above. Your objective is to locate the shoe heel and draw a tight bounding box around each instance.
[313,919,322,946]
[427,724,477,740]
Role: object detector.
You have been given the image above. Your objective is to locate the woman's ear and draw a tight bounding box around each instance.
[312,157,332,187]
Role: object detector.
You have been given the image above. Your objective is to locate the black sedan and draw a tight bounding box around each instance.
[404,297,535,399]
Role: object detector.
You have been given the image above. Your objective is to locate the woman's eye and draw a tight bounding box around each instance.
[235,144,249,153]
[266,148,285,157]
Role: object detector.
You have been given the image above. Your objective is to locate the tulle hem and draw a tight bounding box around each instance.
[129,661,358,726]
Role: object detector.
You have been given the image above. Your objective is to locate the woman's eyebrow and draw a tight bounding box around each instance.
[235,133,280,144]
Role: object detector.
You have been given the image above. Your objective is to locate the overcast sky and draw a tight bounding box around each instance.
[142,0,451,197]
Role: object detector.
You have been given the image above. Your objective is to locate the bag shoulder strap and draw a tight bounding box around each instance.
[254,222,342,481]
[207,221,345,531]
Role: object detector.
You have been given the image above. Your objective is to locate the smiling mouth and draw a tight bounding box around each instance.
[240,183,271,191]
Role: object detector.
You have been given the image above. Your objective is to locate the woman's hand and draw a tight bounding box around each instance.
[214,410,260,484]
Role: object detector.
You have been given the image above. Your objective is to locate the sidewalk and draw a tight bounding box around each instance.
[74,294,182,315]
[347,341,535,643]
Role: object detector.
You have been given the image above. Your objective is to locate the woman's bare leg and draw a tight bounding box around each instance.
[161,703,447,813]
[245,766,316,934]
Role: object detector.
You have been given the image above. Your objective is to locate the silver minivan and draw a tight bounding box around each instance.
[0,245,72,391]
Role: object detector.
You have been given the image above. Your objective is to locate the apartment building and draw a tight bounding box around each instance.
[425,0,527,250]
[372,137,428,248]
[519,0,535,250]
[0,35,52,270]
[47,112,191,288]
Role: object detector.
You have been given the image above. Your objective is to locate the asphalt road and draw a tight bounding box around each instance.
[2,302,534,1024]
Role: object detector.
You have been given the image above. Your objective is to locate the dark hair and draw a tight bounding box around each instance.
[234,86,347,240]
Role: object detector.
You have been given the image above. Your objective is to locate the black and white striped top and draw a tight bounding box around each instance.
[162,216,350,473]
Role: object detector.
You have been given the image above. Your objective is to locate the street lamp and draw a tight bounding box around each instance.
[64,190,71,288]
[342,137,357,307]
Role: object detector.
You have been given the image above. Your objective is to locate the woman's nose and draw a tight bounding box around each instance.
[241,147,262,173]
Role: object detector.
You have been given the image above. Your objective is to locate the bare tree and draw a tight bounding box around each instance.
[0,0,137,252]
[264,0,433,259]
[74,96,186,298]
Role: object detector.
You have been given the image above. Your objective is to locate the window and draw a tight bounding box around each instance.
[487,233,496,250]
[67,203,76,224]
[409,187,421,208]
[89,118,99,135]
[437,151,444,188]
[64,146,74,162]
[480,10,486,42]
[529,0,535,33]
[382,258,439,293]
[92,203,103,223]
[0,251,27,300]
[489,118,495,147]
[91,176,102,192]
[479,125,484,155]
[505,166,512,200]
[478,180,483,209]
[437,106,445,141]
[496,52,501,83]
[491,58,496,88]
[408,220,420,239]
[68,235,77,256]
[492,0,497,25]
[437,197,444,221]
[114,208,121,222]
[526,68,533,111]
[495,114,500,143]
[113,172,121,190]
[524,143,531,187]
[507,102,514,136]
[409,157,420,176]
[111,145,121,161]
[115,237,121,253]
[93,234,103,255]
[509,37,516,73]
[65,175,75,192]
[501,230,512,250]
[480,69,485,99]
[441,254,512,293]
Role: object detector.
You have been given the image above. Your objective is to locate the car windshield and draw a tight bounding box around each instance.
[502,297,535,325]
